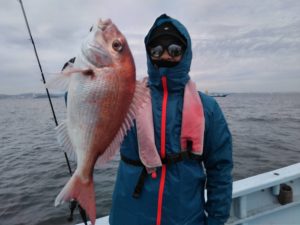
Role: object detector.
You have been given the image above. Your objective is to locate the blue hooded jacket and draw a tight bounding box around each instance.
[109,14,233,225]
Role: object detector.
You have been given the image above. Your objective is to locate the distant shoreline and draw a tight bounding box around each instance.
[0,93,64,99]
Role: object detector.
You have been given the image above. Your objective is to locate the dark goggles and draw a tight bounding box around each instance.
[149,44,184,58]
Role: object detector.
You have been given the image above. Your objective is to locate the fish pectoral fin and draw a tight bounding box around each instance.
[55,172,96,225]
[56,121,76,161]
[45,64,91,91]
[95,79,151,167]
[45,72,72,91]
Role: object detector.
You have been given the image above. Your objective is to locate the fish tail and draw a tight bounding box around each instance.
[55,172,96,225]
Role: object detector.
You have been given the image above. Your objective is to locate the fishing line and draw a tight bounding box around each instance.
[18,1,87,224]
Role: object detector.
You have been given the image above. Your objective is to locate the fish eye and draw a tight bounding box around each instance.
[112,40,123,52]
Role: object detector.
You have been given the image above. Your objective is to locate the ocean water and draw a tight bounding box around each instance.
[0,93,299,225]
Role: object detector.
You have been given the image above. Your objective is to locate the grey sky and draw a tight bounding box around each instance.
[1,0,300,94]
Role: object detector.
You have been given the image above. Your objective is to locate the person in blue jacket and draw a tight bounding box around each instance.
[109,14,233,225]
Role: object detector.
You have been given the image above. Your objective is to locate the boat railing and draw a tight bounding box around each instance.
[77,163,300,225]
[227,163,300,225]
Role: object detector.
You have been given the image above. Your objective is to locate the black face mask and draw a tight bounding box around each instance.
[152,60,180,68]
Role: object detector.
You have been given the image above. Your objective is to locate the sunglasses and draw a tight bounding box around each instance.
[149,44,184,59]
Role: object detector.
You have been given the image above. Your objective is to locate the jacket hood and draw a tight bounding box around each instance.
[144,14,192,91]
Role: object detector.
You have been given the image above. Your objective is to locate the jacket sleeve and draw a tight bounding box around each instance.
[203,100,233,225]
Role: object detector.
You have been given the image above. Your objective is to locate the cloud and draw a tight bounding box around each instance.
[190,18,300,92]
[0,0,300,94]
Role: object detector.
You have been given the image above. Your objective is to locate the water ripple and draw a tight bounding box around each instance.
[0,94,299,224]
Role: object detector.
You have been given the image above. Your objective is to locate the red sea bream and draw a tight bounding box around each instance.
[47,19,147,224]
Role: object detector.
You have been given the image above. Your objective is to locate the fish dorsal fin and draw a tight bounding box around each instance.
[95,79,150,166]
[55,120,76,161]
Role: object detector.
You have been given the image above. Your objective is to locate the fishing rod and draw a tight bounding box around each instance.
[18,0,87,224]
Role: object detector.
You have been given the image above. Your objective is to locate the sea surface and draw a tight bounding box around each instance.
[0,93,299,225]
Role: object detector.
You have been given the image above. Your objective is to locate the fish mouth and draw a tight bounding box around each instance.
[98,18,112,31]
[81,20,113,68]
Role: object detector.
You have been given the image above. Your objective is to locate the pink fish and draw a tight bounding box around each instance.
[47,19,147,224]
